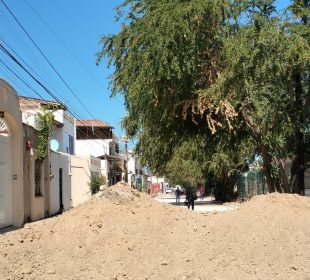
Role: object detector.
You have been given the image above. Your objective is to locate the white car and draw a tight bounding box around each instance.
[165,187,173,194]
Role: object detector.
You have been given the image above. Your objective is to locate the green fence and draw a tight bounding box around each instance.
[237,170,266,199]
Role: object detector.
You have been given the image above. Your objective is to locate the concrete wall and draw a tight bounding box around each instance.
[50,151,72,215]
[59,111,75,154]
[128,157,136,175]
[100,159,109,184]
[71,155,101,207]
[0,79,24,227]
[23,123,50,223]
[75,139,111,157]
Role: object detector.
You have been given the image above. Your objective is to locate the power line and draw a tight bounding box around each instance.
[0,0,99,121]
[0,1,117,144]
[0,38,73,105]
[0,57,45,100]
[0,42,65,106]
[0,43,112,142]
[0,64,112,153]
[0,1,121,145]
[24,0,106,89]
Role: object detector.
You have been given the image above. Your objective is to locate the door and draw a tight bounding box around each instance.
[0,135,12,227]
[0,162,6,226]
[59,168,63,212]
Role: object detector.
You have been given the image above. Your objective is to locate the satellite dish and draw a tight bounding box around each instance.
[50,139,59,151]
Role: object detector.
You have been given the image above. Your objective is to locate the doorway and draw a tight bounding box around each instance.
[59,168,63,213]
[0,133,12,228]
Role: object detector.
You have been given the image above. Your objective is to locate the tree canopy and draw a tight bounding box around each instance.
[97,0,310,200]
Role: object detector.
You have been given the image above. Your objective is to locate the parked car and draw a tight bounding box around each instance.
[165,187,173,194]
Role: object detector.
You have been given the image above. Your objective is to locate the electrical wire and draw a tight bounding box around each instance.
[0,40,112,141]
[24,0,107,89]
[0,68,113,155]
[0,51,114,150]
[0,1,119,146]
[0,0,101,122]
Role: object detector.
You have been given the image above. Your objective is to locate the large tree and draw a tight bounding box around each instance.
[97,0,310,199]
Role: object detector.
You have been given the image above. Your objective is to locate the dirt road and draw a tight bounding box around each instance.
[1,183,310,280]
[155,194,240,212]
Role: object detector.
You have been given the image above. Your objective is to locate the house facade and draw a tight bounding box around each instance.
[0,79,146,229]
[75,120,123,186]
[70,155,101,207]
[19,96,76,155]
[19,96,74,217]
[0,79,24,228]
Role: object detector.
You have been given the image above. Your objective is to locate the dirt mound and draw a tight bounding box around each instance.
[0,192,310,280]
[95,182,141,204]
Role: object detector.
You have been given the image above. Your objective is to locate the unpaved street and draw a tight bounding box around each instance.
[1,184,310,280]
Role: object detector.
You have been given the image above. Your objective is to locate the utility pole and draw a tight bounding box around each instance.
[122,136,128,183]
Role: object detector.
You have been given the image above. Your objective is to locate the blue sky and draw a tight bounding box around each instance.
[0,0,291,140]
[0,0,124,136]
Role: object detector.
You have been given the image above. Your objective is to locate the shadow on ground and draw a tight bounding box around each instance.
[170,200,223,206]
[0,226,21,235]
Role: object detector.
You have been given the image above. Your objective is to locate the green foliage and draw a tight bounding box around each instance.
[98,0,310,198]
[97,0,236,137]
[36,109,54,161]
[89,174,106,196]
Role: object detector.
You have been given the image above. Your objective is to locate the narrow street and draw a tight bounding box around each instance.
[1,184,310,280]
[155,193,240,212]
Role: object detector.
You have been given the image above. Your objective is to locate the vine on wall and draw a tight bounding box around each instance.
[36,109,54,161]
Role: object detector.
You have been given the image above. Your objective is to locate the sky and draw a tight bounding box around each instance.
[0,0,291,140]
[0,0,124,136]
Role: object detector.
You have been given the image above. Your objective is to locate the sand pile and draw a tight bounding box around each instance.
[0,188,310,280]
[95,182,141,203]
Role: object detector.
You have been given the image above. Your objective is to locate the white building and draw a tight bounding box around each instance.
[19,96,76,155]
[126,152,149,189]
[75,120,123,186]
[19,96,74,215]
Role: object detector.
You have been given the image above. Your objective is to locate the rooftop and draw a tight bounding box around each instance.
[76,119,113,128]
[19,96,67,110]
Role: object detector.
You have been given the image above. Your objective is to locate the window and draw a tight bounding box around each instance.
[35,159,42,196]
[115,143,120,154]
[66,134,74,155]
[0,117,10,137]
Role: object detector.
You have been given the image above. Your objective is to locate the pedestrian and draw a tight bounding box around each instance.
[175,187,181,204]
[199,186,205,200]
[186,187,197,210]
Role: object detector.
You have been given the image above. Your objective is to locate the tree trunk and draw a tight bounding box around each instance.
[275,158,290,193]
[293,129,305,195]
[291,69,305,195]
[221,175,236,202]
[242,103,277,193]
[260,145,277,193]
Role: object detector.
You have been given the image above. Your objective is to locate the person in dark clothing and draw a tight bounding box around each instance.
[175,187,181,204]
[185,187,196,210]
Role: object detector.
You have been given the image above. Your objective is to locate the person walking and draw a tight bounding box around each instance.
[186,187,197,210]
[175,187,181,204]
[199,186,205,200]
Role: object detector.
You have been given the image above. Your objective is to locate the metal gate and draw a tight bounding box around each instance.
[237,170,266,199]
